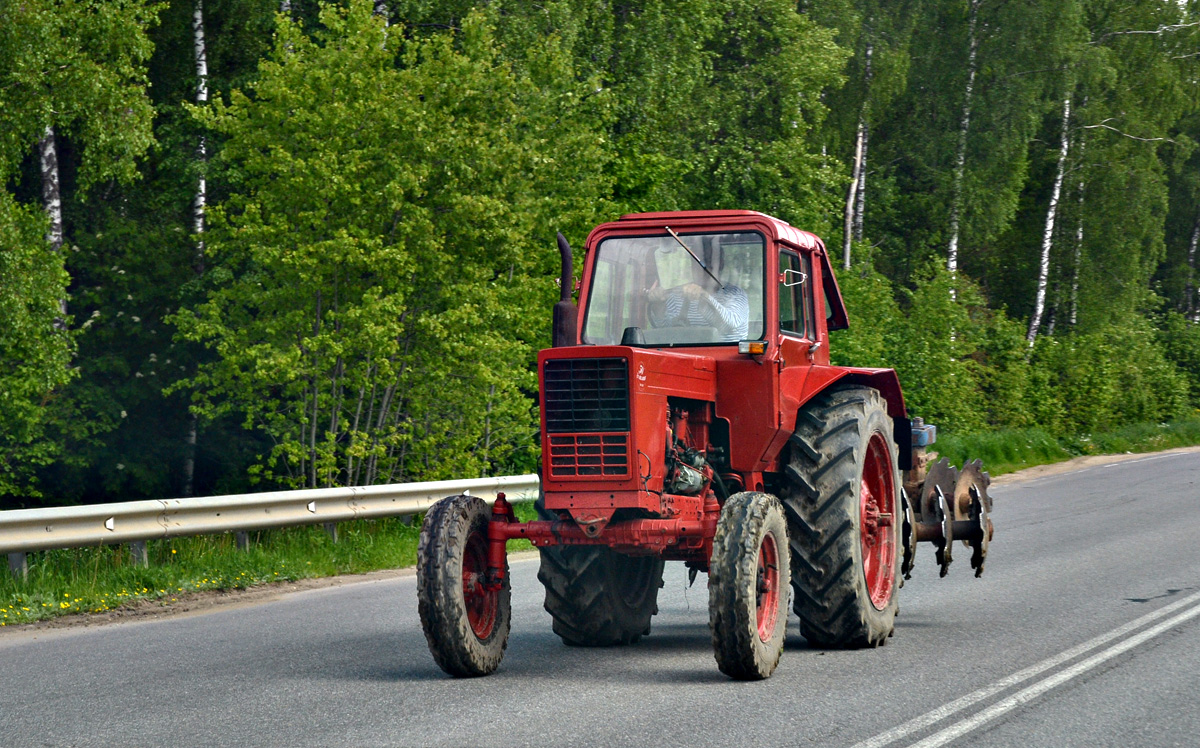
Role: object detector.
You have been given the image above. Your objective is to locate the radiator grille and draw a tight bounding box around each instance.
[548,434,630,477]
[543,358,630,433]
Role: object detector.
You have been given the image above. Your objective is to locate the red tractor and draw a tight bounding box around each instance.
[417,211,993,680]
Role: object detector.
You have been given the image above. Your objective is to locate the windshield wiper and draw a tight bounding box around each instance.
[664,226,725,289]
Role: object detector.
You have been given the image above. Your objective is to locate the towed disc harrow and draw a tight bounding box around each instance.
[901,420,994,582]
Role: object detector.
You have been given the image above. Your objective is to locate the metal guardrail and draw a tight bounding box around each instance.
[0,474,540,556]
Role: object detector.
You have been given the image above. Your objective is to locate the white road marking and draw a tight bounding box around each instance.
[849,589,1200,748]
[907,600,1200,748]
[1101,453,1176,468]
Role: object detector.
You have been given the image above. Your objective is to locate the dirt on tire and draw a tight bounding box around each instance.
[535,498,664,646]
[708,491,790,680]
[783,385,900,648]
[417,494,511,677]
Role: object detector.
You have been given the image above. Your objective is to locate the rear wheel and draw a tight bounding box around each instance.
[536,498,664,646]
[783,386,900,648]
[417,495,510,676]
[709,491,791,680]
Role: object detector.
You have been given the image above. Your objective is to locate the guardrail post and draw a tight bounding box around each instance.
[324,522,338,543]
[8,552,27,581]
[129,541,148,567]
[236,531,250,551]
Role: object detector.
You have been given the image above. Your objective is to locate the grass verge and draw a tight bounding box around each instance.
[1,500,538,627]
[936,416,1200,476]
[5,417,1200,627]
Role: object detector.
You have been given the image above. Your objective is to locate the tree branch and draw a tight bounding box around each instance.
[1092,21,1200,44]
[1080,120,1175,144]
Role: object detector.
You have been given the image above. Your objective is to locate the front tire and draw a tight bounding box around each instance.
[417,495,511,676]
[709,491,791,680]
[783,386,900,648]
[536,498,664,646]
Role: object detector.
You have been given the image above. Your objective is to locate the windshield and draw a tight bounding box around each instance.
[583,232,765,346]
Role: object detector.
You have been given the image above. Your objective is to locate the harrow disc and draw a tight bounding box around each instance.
[918,458,959,523]
[934,488,953,577]
[953,462,993,577]
[900,488,917,583]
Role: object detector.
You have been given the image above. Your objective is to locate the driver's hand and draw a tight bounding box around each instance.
[681,283,706,302]
[647,286,667,304]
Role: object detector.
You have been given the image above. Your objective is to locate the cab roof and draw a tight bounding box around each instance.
[609,210,825,252]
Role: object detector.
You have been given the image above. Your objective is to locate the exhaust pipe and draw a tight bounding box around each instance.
[553,232,577,347]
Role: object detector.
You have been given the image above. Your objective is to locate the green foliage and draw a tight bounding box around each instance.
[1157,311,1200,406]
[0,0,158,499]
[1028,318,1189,435]
[828,249,903,368]
[173,2,606,488]
[0,192,74,495]
[1,0,1199,508]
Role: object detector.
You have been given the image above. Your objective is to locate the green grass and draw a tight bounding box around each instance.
[936,416,1200,476]
[1,499,539,627]
[6,418,1200,627]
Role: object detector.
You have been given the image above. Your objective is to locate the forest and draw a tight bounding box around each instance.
[1,0,1198,509]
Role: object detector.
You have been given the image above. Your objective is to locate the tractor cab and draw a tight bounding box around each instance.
[573,210,848,356]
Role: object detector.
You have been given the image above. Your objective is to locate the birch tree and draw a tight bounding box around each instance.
[1187,215,1200,322]
[946,0,981,275]
[180,0,211,497]
[38,127,67,325]
[1027,96,1072,345]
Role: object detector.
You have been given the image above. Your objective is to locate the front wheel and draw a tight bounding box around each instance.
[417,494,511,677]
[709,491,791,680]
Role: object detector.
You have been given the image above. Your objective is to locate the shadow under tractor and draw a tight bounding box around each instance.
[417,210,993,680]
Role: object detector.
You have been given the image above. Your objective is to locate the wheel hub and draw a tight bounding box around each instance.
[463,531,499,640]
[755,533,781,642]
[860,433,897,610]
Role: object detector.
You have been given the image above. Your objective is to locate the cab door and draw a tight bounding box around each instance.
[777,247,817,420]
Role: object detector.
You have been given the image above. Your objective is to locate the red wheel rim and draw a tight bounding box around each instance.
[755,532,781,641]
[860,433,897,610]
[462,530,498,640]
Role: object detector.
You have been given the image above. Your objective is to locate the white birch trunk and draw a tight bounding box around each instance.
[853,41,873,244]
[1027,96,1072,346]
[374,1,389,23]
[39,126,67,323]
[854,120,869,242]
[1187,214,1199,323]
[192,0,208,271]
[842,40,874,269]
[843,123,864,270]
[947,0,981,275]
[1069,178,1085,327]
[183,0,209,497]
[280,0,290,13]
[1069,99,1088,328]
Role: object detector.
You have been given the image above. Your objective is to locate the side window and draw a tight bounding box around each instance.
[779,251,813,338]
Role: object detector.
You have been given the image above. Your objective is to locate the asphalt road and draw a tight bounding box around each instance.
[3,450,1199,747]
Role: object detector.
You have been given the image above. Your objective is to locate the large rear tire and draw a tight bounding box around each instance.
[783,386,900,648]
[535,498,665,646]
[709,491,791,680]
[417,495,511,676]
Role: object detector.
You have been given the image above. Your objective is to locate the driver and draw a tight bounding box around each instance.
[647,255,749,342]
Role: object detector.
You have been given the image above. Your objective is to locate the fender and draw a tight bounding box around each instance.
[783,365,913,470]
